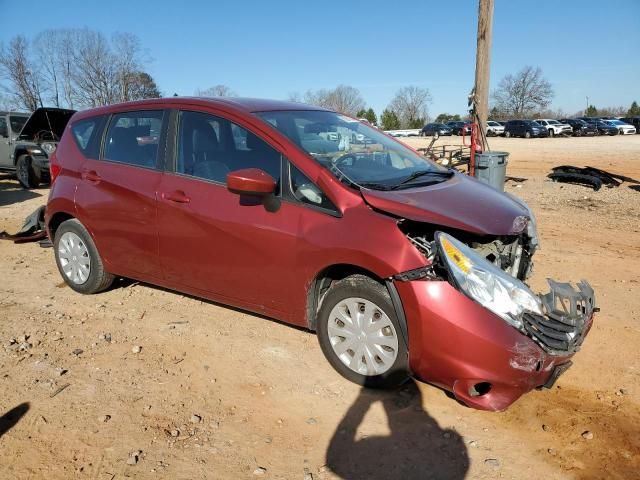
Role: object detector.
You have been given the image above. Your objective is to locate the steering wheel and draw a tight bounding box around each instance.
[332,152,358,169]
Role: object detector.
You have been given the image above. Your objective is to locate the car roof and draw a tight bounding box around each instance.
[71,97,329,122]
[0,111,30,116]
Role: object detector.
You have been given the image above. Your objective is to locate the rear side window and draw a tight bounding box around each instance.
[104,110,164,168]
[0,117,7,138]
[72,117,105,158]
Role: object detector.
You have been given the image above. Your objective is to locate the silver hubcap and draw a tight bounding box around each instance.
[58,232,91,284]
[327,297,399,376]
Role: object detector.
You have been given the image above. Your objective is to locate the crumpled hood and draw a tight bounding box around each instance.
[18,107,76,141]
[361,173,529,235]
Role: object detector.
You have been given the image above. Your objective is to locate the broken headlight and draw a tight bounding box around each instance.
[436,232,543,329]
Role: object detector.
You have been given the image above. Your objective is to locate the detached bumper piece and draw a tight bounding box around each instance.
[523,280,596,355]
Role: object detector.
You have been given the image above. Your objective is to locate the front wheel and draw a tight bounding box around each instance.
[316,275,409,389]
[548,129,554,137]
[54,219,115,294]
[505,131,511,138]
[16,155,41,189]
[525,131,532,138]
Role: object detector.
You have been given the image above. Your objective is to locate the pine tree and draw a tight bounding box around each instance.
[627,101,640,116]
[380,109,400,130]
[585,105,598,116]
[365,108,378,125]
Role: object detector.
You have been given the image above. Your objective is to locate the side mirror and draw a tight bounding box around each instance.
[227,168,276,196]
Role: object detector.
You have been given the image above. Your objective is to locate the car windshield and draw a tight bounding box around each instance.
[255,110,450,190]
[9,115,28,135]
[610,120,624,125]
[547,120,560,125]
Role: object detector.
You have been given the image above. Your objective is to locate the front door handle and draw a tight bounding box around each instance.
[162,190,191,204]
[82,170,101,183]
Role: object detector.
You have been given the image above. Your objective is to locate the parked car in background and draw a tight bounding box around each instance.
[486,121,504,136]
[446,121,472,136]
[45,97,596,411]
[534,119,572,137]
[621,117,640,133]
[603,119,636,135]
[504,120,549,138]
[585,119,619,136]
[0,107,75,188]
[0,110,30,176]
[559,118,598,137]
[420,123,453,136]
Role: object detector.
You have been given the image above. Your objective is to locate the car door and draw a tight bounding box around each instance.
[156,109,305,316]
[0,115,13,168]
[74,109,166,280]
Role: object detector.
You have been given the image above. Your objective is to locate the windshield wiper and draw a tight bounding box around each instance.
[390,170,454,190]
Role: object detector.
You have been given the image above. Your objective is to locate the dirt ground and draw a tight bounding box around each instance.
[0,134,638,480]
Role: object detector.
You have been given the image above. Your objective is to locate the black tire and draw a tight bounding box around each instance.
[505,131,511,138]
[54,219,115,294]
[316,274,409,389]
[548,129,554,137]
[16,155,41,189]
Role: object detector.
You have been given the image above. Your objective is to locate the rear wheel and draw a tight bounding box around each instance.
[525,131,531,139]
[316,275,409,388]
[16,155,41,189]
[505,131,511,138]
[54,219,114,294]
[548,129,554,137]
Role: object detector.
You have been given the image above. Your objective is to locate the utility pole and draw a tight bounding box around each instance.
[473,0,494,150]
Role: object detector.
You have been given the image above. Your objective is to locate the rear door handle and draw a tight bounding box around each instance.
[81,170,101,183]
[162,190,191,204]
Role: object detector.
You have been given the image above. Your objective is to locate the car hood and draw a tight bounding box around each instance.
[18,107,76,142]
[360,173,529,235]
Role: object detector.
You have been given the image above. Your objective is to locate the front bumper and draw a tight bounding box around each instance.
[396,279,595,411]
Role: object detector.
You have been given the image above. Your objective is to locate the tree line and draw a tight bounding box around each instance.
[0,29,160,111]
[2,30,638,127]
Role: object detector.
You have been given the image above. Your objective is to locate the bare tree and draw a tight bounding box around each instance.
[491,66,554,119]
[196,85,236,97]
[288,85,365,115]
[388,86,432,128]
[112,32,144,102]
[286,91,302,103]
[34,30,63,107]
[0,35,44,111]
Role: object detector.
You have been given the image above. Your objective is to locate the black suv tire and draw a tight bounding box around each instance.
[16,155,41,189]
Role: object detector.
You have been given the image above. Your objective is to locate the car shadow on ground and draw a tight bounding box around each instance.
[0,402,30,438]
[0,174,42,207]
[326,380,469,480]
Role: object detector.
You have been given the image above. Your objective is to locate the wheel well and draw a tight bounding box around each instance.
[306,264,385,331]
[48,212,74,239]
[13,149,28,165]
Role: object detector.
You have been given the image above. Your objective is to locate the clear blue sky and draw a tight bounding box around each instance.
[1,0,638,116]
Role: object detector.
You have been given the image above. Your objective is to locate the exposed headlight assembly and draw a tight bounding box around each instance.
[436,232,543,330]
[41,143,57,155]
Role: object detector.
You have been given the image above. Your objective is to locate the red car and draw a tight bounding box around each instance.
[45,98,596,411]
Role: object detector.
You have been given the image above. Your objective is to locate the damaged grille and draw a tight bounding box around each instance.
[523,280,596,354]
[405,228,533,281]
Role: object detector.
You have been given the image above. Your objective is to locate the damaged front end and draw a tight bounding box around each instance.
[398,224,596,357]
